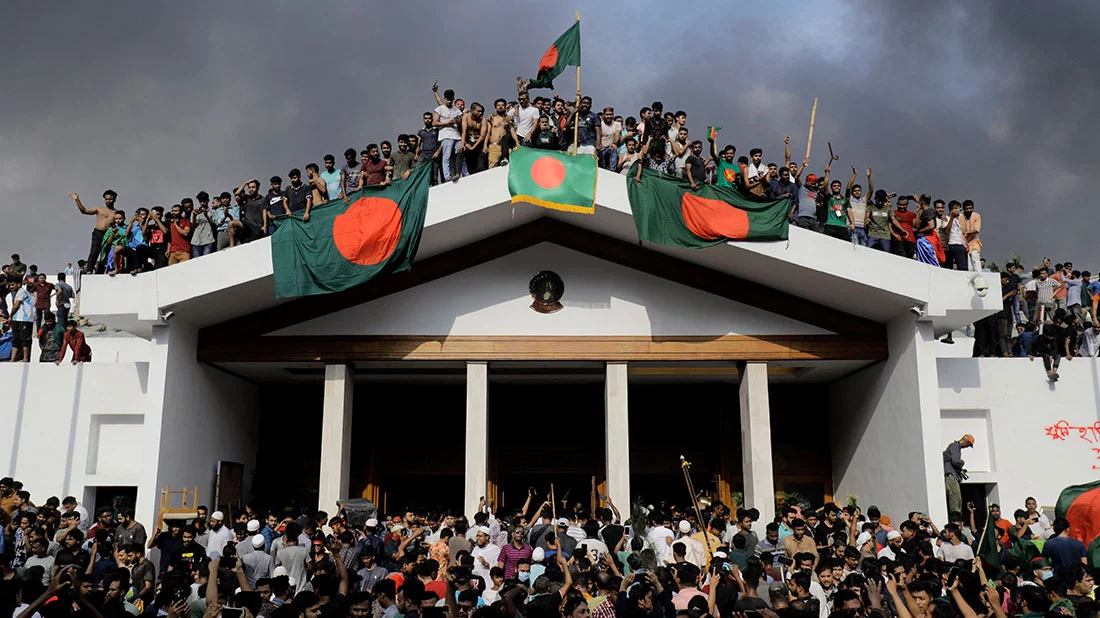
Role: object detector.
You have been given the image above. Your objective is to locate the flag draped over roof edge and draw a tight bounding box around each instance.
[271,164,431,298]
[626,163,789,248]
[508,147,597,214]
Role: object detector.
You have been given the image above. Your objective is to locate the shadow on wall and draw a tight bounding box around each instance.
[938,358,981,392]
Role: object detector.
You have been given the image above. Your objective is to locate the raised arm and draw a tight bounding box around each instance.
[432,81,443,107]
[784,136,791,167]
[70,193,95,216]
[606,496,621,524]
[846,165,857,194]
[795,156,808,181]
[866,167,874,196]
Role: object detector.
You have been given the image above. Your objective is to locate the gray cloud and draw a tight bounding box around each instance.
[1,0,1095,275]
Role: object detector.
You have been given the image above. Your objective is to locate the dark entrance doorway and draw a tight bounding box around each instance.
[490,382,605,513]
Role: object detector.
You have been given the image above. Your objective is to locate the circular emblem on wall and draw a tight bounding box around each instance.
[529,270,564,314]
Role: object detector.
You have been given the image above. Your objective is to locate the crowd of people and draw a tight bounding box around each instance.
[0,469,1095,618]
[969,260,1100,378]
[62,80,1003,279]
[0,257,91,363]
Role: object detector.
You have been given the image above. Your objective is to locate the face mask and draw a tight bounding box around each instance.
[518,572,530,583]
[1041,570,1054,580]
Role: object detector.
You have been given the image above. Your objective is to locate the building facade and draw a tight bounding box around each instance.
[2,168,1096,529]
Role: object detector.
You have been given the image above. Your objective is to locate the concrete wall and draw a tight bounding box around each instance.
[273,243,831,337]
[153,322,259,517]
[937,356,1100,511]
[829,318,945,522]
[0,359,156,520]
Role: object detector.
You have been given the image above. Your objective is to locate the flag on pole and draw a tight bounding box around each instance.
[271,164,432,297]
[527,22,581,90]
[626,163,789,248]
[976,510,1003,576]
[508,147,597,214]
[706,126,721,141]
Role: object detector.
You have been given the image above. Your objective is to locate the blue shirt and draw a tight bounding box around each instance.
[321,170,342,200]
[127,222,146,249]
[214,206,240,232]
[1042,535,1086,570]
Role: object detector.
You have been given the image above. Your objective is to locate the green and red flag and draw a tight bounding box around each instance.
[1055,480,1100,567]
[508,146,597,214]
[527,22,581,90]
[271,163,431,298]
[706,126,721,141]
[626,163,789,248]
[976,510,1004,576]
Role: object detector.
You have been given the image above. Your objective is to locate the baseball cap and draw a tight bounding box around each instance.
[554,517,570,527]
[963,433,975,444]
[805,174,818,184]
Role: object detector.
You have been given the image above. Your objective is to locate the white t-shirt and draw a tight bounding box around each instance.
[576,538,609,563]
[435,104,462,141]
[939,541,975,563]
[646,526,674,564]
[471,543,501,581]
[947,217,965,245]
[509,105,539,139]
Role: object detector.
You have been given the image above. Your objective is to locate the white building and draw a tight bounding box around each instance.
[3,167,1097,529]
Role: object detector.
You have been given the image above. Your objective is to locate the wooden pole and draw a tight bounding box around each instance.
[805,98,818,161]
[573,12,581,156]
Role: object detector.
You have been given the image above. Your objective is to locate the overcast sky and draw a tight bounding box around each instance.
[2,0,1094,274]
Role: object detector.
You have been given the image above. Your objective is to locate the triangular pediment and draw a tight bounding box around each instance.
[269,242,833,338]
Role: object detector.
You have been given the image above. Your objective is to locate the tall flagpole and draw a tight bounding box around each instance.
[573,11,581,157]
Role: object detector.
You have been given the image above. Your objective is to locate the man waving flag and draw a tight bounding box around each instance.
[526,21,581,90]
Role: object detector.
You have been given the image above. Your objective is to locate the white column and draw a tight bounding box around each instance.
[605,362,631,511]
[464,362,488,518]
[318,364,354,513]
[739,362,775,524]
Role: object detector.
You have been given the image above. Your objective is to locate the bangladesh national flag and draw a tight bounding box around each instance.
[271,164,431,298]
[1056,480,1100,567]
[508,146,597,214]
[626,163,790,248]
[976,510,1004,576]
[527,22,581,90]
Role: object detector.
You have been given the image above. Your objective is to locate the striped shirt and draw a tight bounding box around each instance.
[497,542,532,579]
[1036,278,1061,304]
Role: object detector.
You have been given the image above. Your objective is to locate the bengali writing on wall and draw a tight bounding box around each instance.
[1045,420,1100,469]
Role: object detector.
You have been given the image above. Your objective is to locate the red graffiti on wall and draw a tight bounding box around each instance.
[1045,420,1100,443]
[1045,420,1100,469]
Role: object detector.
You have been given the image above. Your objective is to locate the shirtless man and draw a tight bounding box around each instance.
[306,164,328,207]
[70,190,118,274]
[461,103,488,175]
[486,99,519,169]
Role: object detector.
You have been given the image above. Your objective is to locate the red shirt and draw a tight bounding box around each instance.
[361,158,388,186]
[893,210,916,241]
[169,219,192,254]
[61,330,92,362]
[33,281,54,309]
